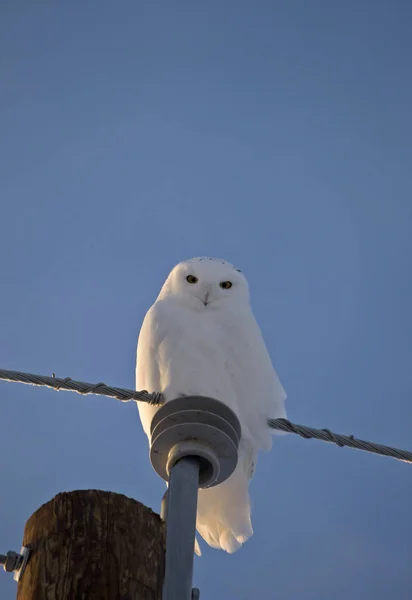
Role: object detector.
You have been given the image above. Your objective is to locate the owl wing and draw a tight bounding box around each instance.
[135,300,171,440]
[250,314,287,420]
[217,309,286,451]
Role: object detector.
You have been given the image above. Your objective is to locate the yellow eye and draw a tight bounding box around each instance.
[186,275,198,284]
[220,281,232,289]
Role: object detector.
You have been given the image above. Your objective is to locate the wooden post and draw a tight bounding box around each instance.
[17,490,165,600]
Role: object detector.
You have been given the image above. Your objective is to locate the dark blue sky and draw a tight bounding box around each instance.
[1,2,411,598]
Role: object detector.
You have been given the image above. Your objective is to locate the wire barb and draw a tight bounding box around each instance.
[0,368,410,464]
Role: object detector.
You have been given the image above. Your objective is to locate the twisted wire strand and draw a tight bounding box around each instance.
[0,368,410,464]
[268,418,412,463]
[0,369,164,405]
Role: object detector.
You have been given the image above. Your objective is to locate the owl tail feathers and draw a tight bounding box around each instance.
[194,536,202,556]
[197,524,252,554]
[195,466,253,554]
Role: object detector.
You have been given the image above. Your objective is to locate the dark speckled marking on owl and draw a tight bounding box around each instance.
[188,256,241,272]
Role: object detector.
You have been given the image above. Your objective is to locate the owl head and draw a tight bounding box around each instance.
[157,257,250,309]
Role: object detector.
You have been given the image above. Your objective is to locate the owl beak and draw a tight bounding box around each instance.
[199,284,212,306]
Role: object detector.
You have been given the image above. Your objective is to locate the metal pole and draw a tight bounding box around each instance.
[163,457,199,600]
[151,396,241,600]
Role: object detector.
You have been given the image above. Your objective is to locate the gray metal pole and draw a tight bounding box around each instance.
[163,457,199,600]
[151,396,241,600]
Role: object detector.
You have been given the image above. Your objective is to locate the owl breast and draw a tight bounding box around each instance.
[155,302,258,442]
[137,295,285,452]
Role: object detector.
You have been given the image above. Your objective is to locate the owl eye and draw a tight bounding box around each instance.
[186,275,198,284]
[220,281,232,289]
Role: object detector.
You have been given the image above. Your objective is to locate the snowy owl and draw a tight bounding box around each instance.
[136,257,286,553]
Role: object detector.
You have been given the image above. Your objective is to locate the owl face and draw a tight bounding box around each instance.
[159,257,250,309]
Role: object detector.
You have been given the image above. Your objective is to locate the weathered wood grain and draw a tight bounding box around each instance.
[17,490,165,600]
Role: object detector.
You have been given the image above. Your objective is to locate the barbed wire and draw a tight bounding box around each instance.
[0,368,410,464]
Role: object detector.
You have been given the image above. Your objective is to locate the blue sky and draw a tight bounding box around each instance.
[1,2,411,598]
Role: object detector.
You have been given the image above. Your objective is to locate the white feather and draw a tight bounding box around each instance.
[136,257,286,553]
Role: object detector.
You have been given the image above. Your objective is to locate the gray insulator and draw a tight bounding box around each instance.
[150,395,241,488]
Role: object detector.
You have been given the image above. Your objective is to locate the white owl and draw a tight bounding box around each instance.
[136,257,286,553]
